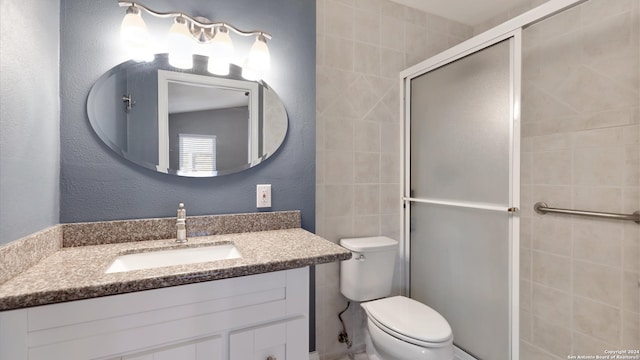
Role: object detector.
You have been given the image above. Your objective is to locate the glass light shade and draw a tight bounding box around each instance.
[120,10,152,62]
[246,35,271,73]
[208,59,230,75]
[241,66,262,81]
[167,18,194,69]
[207,28,234,75]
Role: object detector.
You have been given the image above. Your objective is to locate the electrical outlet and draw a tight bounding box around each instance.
[256,184,271,208]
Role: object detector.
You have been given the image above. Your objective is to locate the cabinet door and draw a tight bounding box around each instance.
[229,317,306,360]
[118,335,222,360]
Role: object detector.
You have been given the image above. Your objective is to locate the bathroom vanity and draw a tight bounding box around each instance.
[2,268,308,360]
[0,211,350,360]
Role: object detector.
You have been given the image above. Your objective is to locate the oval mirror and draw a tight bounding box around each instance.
[87,54,288,177]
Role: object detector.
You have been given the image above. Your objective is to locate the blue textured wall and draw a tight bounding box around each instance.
[59,0,316,230]
[0,0,60,245]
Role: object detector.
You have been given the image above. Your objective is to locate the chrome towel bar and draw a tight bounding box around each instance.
[534,202,640,224]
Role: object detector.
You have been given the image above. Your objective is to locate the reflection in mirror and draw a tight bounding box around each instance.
[87,54,288,177]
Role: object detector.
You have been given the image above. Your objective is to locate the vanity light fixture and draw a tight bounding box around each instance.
[118,1,272,79]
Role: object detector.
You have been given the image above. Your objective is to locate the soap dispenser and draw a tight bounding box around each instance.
[176,203,187,243]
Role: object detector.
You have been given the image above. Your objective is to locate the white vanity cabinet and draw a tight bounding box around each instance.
[0,267,309,360]
[229,317,306,360]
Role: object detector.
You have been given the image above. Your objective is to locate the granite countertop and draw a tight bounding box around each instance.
[0,228,351,311]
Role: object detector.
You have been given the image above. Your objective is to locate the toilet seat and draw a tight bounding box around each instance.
[362,296,453,348]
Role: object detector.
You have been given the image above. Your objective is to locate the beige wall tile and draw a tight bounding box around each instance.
[521,279,532,311]
[354,9,380,45]
[533,151,572,185]
[532,251,571,290]
[574,260,622,307]
[379,183,400,214]
[573,218,623,267]
[521,247,532,280]
[532,284,572,328]
[623,222,639,273]
[521,309,532,341]
[581,0,636,24]
[354,42,380,76]
[325,0,354,40]
[572,332,615,357]
[573,187,623,214]
[521,341,563,360]
[624,145,639,186]
[380,153,400,184]
[354,120,380,152]
[532,316,572,357]
[405,7,426,26]
[404,23,427,56]
[323,216,353,243]
[354,184,380,215]
[532,217,572,256]
[622,271,639,313]
[521,185,533,218]
[353,215,380,237]
[573,296,621,345]
[622,311,640,348]
[623,124,639,144]
[379,48,405,79]
[532,133,573,152]
[317,151,325,185]
[325,185,354,217]
[574,147,624,186]
[379,1,405,20]
[325,36,355,71]
[521,217,532,249]
[354,152,380,184]
[380,123,400,154]
[573,127,623,148]
[326,150,354,184]
[380,16,405,52]
[521,152,533,185]
[324,116,354,151]
[585,108,638,130]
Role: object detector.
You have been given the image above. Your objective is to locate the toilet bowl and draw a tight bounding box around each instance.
[362,296,453,360]
[339,237,454,360]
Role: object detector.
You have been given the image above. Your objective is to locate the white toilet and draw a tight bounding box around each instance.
[340,236,454,360]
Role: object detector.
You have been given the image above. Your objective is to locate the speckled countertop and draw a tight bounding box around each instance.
[0,228,351,311]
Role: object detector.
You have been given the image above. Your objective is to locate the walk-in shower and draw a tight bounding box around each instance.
[401,0,639,358]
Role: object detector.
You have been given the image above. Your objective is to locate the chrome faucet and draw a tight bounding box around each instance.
[176,203,187,243]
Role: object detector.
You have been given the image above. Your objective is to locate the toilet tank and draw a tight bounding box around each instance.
[340,236,398,302]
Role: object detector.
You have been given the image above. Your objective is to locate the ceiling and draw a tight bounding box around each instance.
[390,0,533,26]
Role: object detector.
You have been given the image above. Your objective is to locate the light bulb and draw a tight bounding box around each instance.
[246,34,270,73]
[120,7,152,61]
[167,17,194,69]
[207,26,234,75]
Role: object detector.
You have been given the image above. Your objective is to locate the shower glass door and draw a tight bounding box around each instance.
[404,33,520,359]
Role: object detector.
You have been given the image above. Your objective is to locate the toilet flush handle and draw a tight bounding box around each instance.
[354,253,366,261]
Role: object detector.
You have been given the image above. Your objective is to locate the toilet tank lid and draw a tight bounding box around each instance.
[340,236,398,252]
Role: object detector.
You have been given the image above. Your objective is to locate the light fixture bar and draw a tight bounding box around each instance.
[117,1,272,39]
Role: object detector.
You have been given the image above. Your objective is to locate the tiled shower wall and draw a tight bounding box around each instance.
[519,0,640,358]
[315,0,472,358]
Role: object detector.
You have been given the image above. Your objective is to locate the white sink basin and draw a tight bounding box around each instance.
[106,244,241,273]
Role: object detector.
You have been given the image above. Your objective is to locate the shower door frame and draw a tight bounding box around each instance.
[399,1,585,359]
[402,30,521,360]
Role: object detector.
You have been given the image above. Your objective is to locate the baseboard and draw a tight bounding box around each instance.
[454,345,478,360]
[309,351,320,360]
